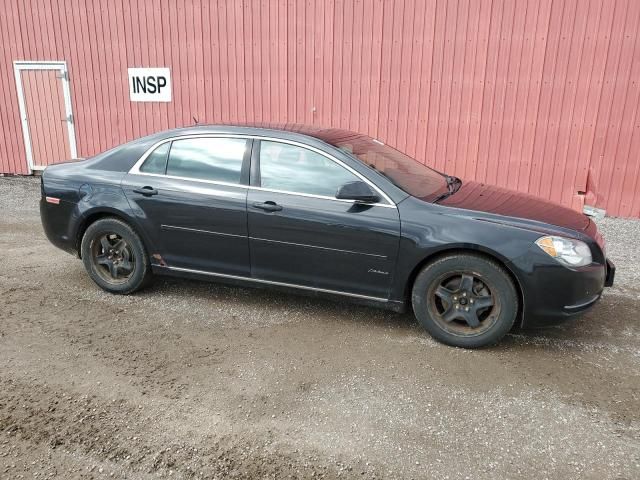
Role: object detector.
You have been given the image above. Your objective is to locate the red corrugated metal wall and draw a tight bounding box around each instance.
[1,0,639,217]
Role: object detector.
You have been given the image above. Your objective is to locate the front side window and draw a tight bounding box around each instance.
[259,141,359,197]
[166,137,247,183]
[140,142,170,174]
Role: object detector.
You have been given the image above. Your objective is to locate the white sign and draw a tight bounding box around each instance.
[128,67,171,102]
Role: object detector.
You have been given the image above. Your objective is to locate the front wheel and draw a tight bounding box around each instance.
[81,217,152,294]
[411,253,518,348]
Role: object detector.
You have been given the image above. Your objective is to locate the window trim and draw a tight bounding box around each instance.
[139,140,171,175]
[131,135,251,187]
[129,134,396,207]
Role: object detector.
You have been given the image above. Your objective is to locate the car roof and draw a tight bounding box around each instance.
[152,123,367,147]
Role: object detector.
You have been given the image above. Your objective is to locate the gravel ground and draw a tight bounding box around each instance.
[0,176,639,479]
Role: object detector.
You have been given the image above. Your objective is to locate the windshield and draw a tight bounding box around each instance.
[329,134,448,201]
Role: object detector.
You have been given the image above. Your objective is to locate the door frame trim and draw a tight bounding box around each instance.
[13,60,78,172]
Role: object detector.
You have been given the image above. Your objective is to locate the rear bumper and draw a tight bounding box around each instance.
[40,197,78,255]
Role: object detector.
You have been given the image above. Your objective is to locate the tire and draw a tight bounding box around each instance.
[411,253,518,348]
[80,217,152,294]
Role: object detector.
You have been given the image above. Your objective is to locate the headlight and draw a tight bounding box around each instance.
[535,236,592,267]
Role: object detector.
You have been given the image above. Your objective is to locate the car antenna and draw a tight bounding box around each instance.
[192,116,199,125]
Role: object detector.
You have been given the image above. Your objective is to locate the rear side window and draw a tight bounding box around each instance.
[139,142,170,174]
[166,137,247,184]
[259,141,359,197]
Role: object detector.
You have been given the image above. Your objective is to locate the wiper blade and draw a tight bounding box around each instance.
[445,175,462,191]
[433,175,462,203]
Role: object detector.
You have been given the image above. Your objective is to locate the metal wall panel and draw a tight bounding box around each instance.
[0,0,639,217]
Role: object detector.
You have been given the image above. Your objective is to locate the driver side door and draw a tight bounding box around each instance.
[247,140,401,299]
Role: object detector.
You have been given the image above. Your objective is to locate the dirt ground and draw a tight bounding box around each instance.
[1,177,639,479]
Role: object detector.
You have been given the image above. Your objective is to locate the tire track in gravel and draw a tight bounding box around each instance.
[0,377,363,479]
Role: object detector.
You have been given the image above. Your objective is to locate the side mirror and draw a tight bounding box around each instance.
[335,181,380,203]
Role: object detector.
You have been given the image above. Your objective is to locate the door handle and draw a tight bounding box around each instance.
[133,186,159,196]
[252,201,282,212]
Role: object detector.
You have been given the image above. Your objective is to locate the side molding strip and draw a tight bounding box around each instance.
[250,236,388,259]
[160,225,388,259]
[163,265,389,303]
[160,224,246,239]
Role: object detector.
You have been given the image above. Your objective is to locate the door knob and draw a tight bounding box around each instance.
[252,201,282,212]
[133,186,158,196]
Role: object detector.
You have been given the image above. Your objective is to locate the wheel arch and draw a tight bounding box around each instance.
[403,246,525,327]
[75,208,154,259]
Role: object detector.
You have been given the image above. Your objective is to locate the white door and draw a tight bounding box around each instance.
[13,61,78,172]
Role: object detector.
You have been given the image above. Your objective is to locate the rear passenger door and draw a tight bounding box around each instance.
[122,136,252,276]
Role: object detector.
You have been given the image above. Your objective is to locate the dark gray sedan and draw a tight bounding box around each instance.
[40,124,614,348]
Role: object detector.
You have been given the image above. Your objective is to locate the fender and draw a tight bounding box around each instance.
[73,185,160,257]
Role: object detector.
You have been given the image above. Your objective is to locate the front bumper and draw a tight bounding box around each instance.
[605,258,615,287]
[512,249,611,328]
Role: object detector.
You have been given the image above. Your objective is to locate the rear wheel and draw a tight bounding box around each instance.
[81,218,151,294]
[411,253,518,348]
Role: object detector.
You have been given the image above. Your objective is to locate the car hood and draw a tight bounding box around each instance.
[438,181,590,231]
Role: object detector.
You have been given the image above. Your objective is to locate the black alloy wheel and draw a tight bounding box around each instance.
[81,217,151,294]
[411,253,518,348]
[429,271,499,335]
[91,233,136,284]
